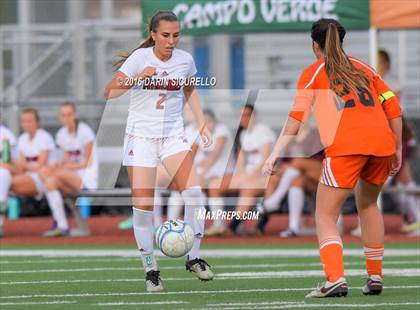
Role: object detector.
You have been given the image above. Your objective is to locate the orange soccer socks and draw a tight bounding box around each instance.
[319,237,345,282]
[364,244,384,277]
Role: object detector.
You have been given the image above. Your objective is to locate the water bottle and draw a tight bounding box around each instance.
[2,140,11,163]
[7,197,20,220]
[78,196,91,218]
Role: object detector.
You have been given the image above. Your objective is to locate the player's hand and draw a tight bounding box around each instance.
[390,147,402,176]
[262,153,280,176]
[201,127,213,148]
[138,67,156,79]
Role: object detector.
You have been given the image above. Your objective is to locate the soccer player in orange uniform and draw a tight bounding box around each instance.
[263,19,402,298]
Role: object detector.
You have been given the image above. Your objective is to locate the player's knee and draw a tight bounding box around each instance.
[292,176,305,187]
[44,177,58,191]
[0,167,12,179]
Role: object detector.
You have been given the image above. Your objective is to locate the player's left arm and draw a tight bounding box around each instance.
[374,73,402,175]
[251,142,272,176]
[184,84,212,147]
[61,142,93,170]
[29,150,49,172]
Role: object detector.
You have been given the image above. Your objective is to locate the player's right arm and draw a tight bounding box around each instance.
[236,150,246,174]
[18,150,49,172]
[104,67,156,99]
[104,49,156,99]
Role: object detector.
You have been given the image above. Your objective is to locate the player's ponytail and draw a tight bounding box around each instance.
[113,11,179,70]
[312,19,369,95]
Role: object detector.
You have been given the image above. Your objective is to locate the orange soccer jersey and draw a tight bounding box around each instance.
[289,57,402,157]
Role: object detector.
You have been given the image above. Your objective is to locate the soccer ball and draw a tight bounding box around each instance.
[155,219,194,258]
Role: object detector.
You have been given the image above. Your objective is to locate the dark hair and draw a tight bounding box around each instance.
[379,49,390,65]
[243,103,255,113]
[203,109,216,121]
[311,19,369,94]
[113,11,179,69]
[60,101,76,111]
[21,107,40,123]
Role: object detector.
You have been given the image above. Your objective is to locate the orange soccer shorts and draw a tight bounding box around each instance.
[319,155,393,189]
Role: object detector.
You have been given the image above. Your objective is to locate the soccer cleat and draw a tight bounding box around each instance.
[363,275,383,295]
[118,217,133,230]
[401,221,420,233]
[280,228,299,238]
[145,270,163,292]
[306,277,348,298]
[186,257,214,281]
[205,225,225,236]
[350,225,362,237]
[255,202,266,215]
[69,228,90,237]
[42,228,69,238]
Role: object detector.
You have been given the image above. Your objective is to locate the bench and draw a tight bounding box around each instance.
[66,186,420,235]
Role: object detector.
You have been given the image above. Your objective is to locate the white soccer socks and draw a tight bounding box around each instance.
[132,207,158,272]
[0,168,12,208]
[264,167,300,212]
[208,197,225,229]
[288,186,305,232]
[182,186,206,260]
[45,190,69,230]
[167,191,184,220]
[153,188,164,227]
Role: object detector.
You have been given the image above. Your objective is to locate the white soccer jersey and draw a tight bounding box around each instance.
[17,128,55,166]
[0,125,16,149]
[240,123,275,172]
[119,47,197,138]
[198,123,233,178]
[0,124,17,162]
[56,122,98,189]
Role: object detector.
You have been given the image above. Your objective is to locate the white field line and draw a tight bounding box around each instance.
[207,301,304,307]
[95,301,188,306]
[1,260,419,274]
[1,248,419,257]
[0,267,138,274]
[1,266,419,277]
[2,273,420,286]
[0,301,76,306]
[216,269,420,278]
[1,260,418,269]
[200,302,420,310]
[0,258,136,265]
[1,286,420,300]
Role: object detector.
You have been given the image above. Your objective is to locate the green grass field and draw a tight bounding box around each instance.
[1,244,419,309]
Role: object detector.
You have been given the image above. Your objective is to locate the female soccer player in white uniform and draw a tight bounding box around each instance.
[198,109,234,236]
[207,104,275,235]
[40,102,98,237]
[6,109,55,229]
[0,122,17,236]
[104,11,213,292]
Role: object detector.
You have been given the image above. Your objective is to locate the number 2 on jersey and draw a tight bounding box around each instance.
[156,93,167,110]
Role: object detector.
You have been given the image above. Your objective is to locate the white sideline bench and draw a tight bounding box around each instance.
[65,186,420,236]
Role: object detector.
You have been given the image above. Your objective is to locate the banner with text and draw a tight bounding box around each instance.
[141,0,370,35]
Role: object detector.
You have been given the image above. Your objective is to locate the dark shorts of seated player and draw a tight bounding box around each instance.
[319,155,393,189]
